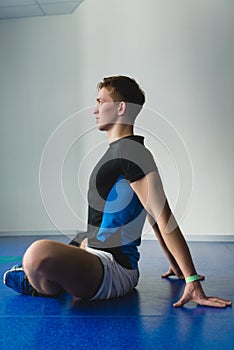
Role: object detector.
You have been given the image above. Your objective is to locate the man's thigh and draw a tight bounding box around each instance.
[23,240,104,298]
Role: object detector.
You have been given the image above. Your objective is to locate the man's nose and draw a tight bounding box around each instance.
[93,105,99,114]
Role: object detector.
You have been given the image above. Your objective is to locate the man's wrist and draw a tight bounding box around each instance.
[185,274,200,283]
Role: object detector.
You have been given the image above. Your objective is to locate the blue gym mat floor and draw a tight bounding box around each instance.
[0,235,233,350]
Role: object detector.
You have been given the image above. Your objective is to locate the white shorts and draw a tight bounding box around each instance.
[86,246,139,300]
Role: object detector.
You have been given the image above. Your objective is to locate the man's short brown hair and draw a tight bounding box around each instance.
[97,76,145,121]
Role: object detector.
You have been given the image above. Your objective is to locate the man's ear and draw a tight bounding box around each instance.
[117,101,127,116]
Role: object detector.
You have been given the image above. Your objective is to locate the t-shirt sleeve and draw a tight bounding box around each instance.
[121,147,158,183]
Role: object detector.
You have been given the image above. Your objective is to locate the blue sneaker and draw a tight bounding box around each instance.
[3,264,38,296]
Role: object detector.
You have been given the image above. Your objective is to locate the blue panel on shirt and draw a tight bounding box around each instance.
[96,175,146,269]
[97,175,142,241]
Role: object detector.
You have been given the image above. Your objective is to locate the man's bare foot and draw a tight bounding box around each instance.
[80,238,88,250]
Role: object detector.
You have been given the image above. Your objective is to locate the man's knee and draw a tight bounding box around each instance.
[22,240,63,295]
[23,240,57,276]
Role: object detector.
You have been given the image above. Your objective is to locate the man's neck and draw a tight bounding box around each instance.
[106,124,134,144]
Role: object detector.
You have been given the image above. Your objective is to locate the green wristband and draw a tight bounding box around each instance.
[185,275,200,283]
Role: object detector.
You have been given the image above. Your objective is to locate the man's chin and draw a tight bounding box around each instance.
[97,125,106,131]
[97,123,114,131]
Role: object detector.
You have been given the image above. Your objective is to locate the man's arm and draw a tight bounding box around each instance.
[147,214,184,279]
[131,171,231,308]
[147,214,205,280]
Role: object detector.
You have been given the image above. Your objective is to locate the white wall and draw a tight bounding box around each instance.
[0,13,81,232]
[0,0,233,237]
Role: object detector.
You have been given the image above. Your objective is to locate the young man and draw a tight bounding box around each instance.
[3,76,231,307]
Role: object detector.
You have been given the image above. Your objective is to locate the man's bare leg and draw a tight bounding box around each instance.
[22,240,103,299]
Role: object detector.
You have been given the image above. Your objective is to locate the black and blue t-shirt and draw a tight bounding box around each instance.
[87,135,158,269]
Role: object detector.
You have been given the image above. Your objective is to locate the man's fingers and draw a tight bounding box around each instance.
[173,295,190,307]
[161,268,184,279]
[161,271,173,278]
[173,300,183,307]
[198,297,231,308]
[198,274,205,281]
[174,296,232,308]
[173,281,232,308]
[204,297,232,306]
